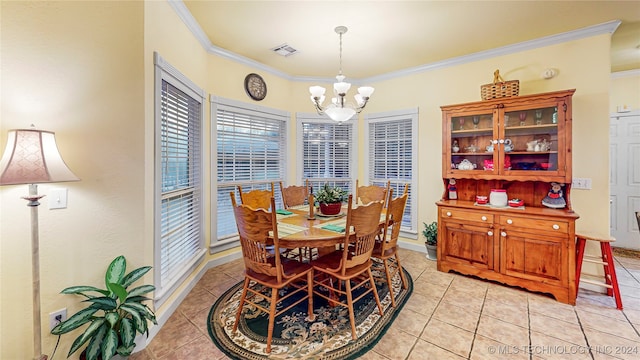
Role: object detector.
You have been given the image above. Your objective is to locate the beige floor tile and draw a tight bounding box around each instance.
[477,314,530,347]
[172,334,228,360]
[482,297,529,328]
[530,331,592,359]
[147,311,203,359]
[408,338,466,360]
[421,318,474,358]
[372,326,418,360]
[176,286,218,319]
[432,301,481,332]
[402,291,439,316]
[412,276,450,301]
[470,334,529,360]
[529,312,588,346]
[420,267,456,287]
[441,288,484,313]
[528,294,579,324]
[392,307,430,337]
[583,327,640,360]
[576,309,640,341]
[358,349,393,360]
[622,307,640,326]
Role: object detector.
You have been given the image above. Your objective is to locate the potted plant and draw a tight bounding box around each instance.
[51,255,157,360]
[314,183,348,215]
[422,221,438,260]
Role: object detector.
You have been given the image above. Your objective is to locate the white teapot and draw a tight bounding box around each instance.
[526,140,538,152]
[503,139,514,152]
[457,159,476,170]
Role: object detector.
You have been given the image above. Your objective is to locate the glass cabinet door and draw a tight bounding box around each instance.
[450,112,495,174]
[502,105,562,174]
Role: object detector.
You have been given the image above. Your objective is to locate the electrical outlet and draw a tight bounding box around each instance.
[572,177,592,190]
[49,308,67,330]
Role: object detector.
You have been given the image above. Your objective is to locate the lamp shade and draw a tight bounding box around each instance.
[0,129,79,185]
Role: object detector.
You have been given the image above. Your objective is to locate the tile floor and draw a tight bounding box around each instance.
[131,249,640,360]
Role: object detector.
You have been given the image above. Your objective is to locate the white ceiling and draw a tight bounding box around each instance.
[181,1,640,79]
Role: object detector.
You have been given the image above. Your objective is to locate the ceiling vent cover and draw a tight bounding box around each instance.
[271,44,298,57]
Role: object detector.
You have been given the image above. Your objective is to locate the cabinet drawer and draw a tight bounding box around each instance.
[440,208,494,224]
[499,215,568,234]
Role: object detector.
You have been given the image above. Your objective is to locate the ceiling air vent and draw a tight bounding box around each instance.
[271,44,298,57]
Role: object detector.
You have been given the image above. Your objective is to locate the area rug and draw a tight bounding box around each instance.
[207,258,413,359]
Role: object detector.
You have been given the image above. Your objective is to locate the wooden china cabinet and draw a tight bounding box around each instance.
[436,89,579,305]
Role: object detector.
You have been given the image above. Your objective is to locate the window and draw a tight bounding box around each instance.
[297,114,357,193]
[154,53,206,306]
[365,109,418,236]
[212,97,288,248]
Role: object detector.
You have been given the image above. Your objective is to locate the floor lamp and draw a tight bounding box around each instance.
[0,128,79,360]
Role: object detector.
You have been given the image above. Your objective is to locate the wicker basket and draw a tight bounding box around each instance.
[481,70,519,100]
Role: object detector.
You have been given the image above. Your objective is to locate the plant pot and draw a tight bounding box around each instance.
[425,243,437,261]
[319,202,342,215]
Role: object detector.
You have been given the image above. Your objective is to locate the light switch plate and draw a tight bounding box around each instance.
[49,188,68,209]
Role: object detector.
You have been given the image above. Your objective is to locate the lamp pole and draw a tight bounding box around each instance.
[24,184,47,360]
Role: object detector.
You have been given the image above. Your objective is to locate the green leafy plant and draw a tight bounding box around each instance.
[314,183,348,204]
[51,255,157,360]
[422,221,438,246]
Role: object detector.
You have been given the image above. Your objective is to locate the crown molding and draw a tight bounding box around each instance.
[170,1,622,84]
[611,69,640,79]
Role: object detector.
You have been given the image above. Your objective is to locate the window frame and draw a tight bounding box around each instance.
[211,96,289,252]
[364,108,418,238]
[296,113,358,193]
[153,52,206,307]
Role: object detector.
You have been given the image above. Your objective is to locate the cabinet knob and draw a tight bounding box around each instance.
[499,139,505,144]
[487,231,493,236]
[506,219,513,225]
[492,139,498,145]
[481,216,487,221]
[501,231,507,237]
[552,224,560,230]
[446,212,452,217]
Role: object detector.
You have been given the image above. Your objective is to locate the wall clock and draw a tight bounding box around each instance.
[244,73,267,101]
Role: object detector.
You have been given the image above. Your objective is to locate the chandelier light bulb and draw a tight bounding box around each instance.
[309,25,374,123]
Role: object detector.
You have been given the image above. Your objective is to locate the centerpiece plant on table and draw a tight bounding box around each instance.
[314,183,349,215]
[51,255,157,360]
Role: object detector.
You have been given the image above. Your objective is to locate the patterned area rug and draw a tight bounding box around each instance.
[207,259,413,359]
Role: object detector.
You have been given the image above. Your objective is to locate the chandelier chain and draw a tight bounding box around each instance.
[338,30,343,76]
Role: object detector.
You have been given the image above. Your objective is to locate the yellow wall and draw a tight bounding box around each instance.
[610,71,640,113]
[0,1,624,358]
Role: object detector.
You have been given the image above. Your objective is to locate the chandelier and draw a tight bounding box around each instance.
[309,26,374,123]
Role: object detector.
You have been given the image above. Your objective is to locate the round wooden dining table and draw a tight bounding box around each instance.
[275,206,346,249]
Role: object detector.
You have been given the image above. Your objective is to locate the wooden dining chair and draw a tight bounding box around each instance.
[355,179,390,207]
[278,181,308,209]
[237,183,274,210]
[311,195,384,340]
[229,193,315,353]
[372,188,409,307]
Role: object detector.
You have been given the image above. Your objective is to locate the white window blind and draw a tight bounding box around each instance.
[155,53,205,306]
[298,115,356,192]
[213,98,288,240]
[365,109,418,235]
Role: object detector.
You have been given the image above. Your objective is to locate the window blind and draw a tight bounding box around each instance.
[365,109,418,233]
[158,77,203,295]
[213,99,287,239]
[300,119,355,193]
